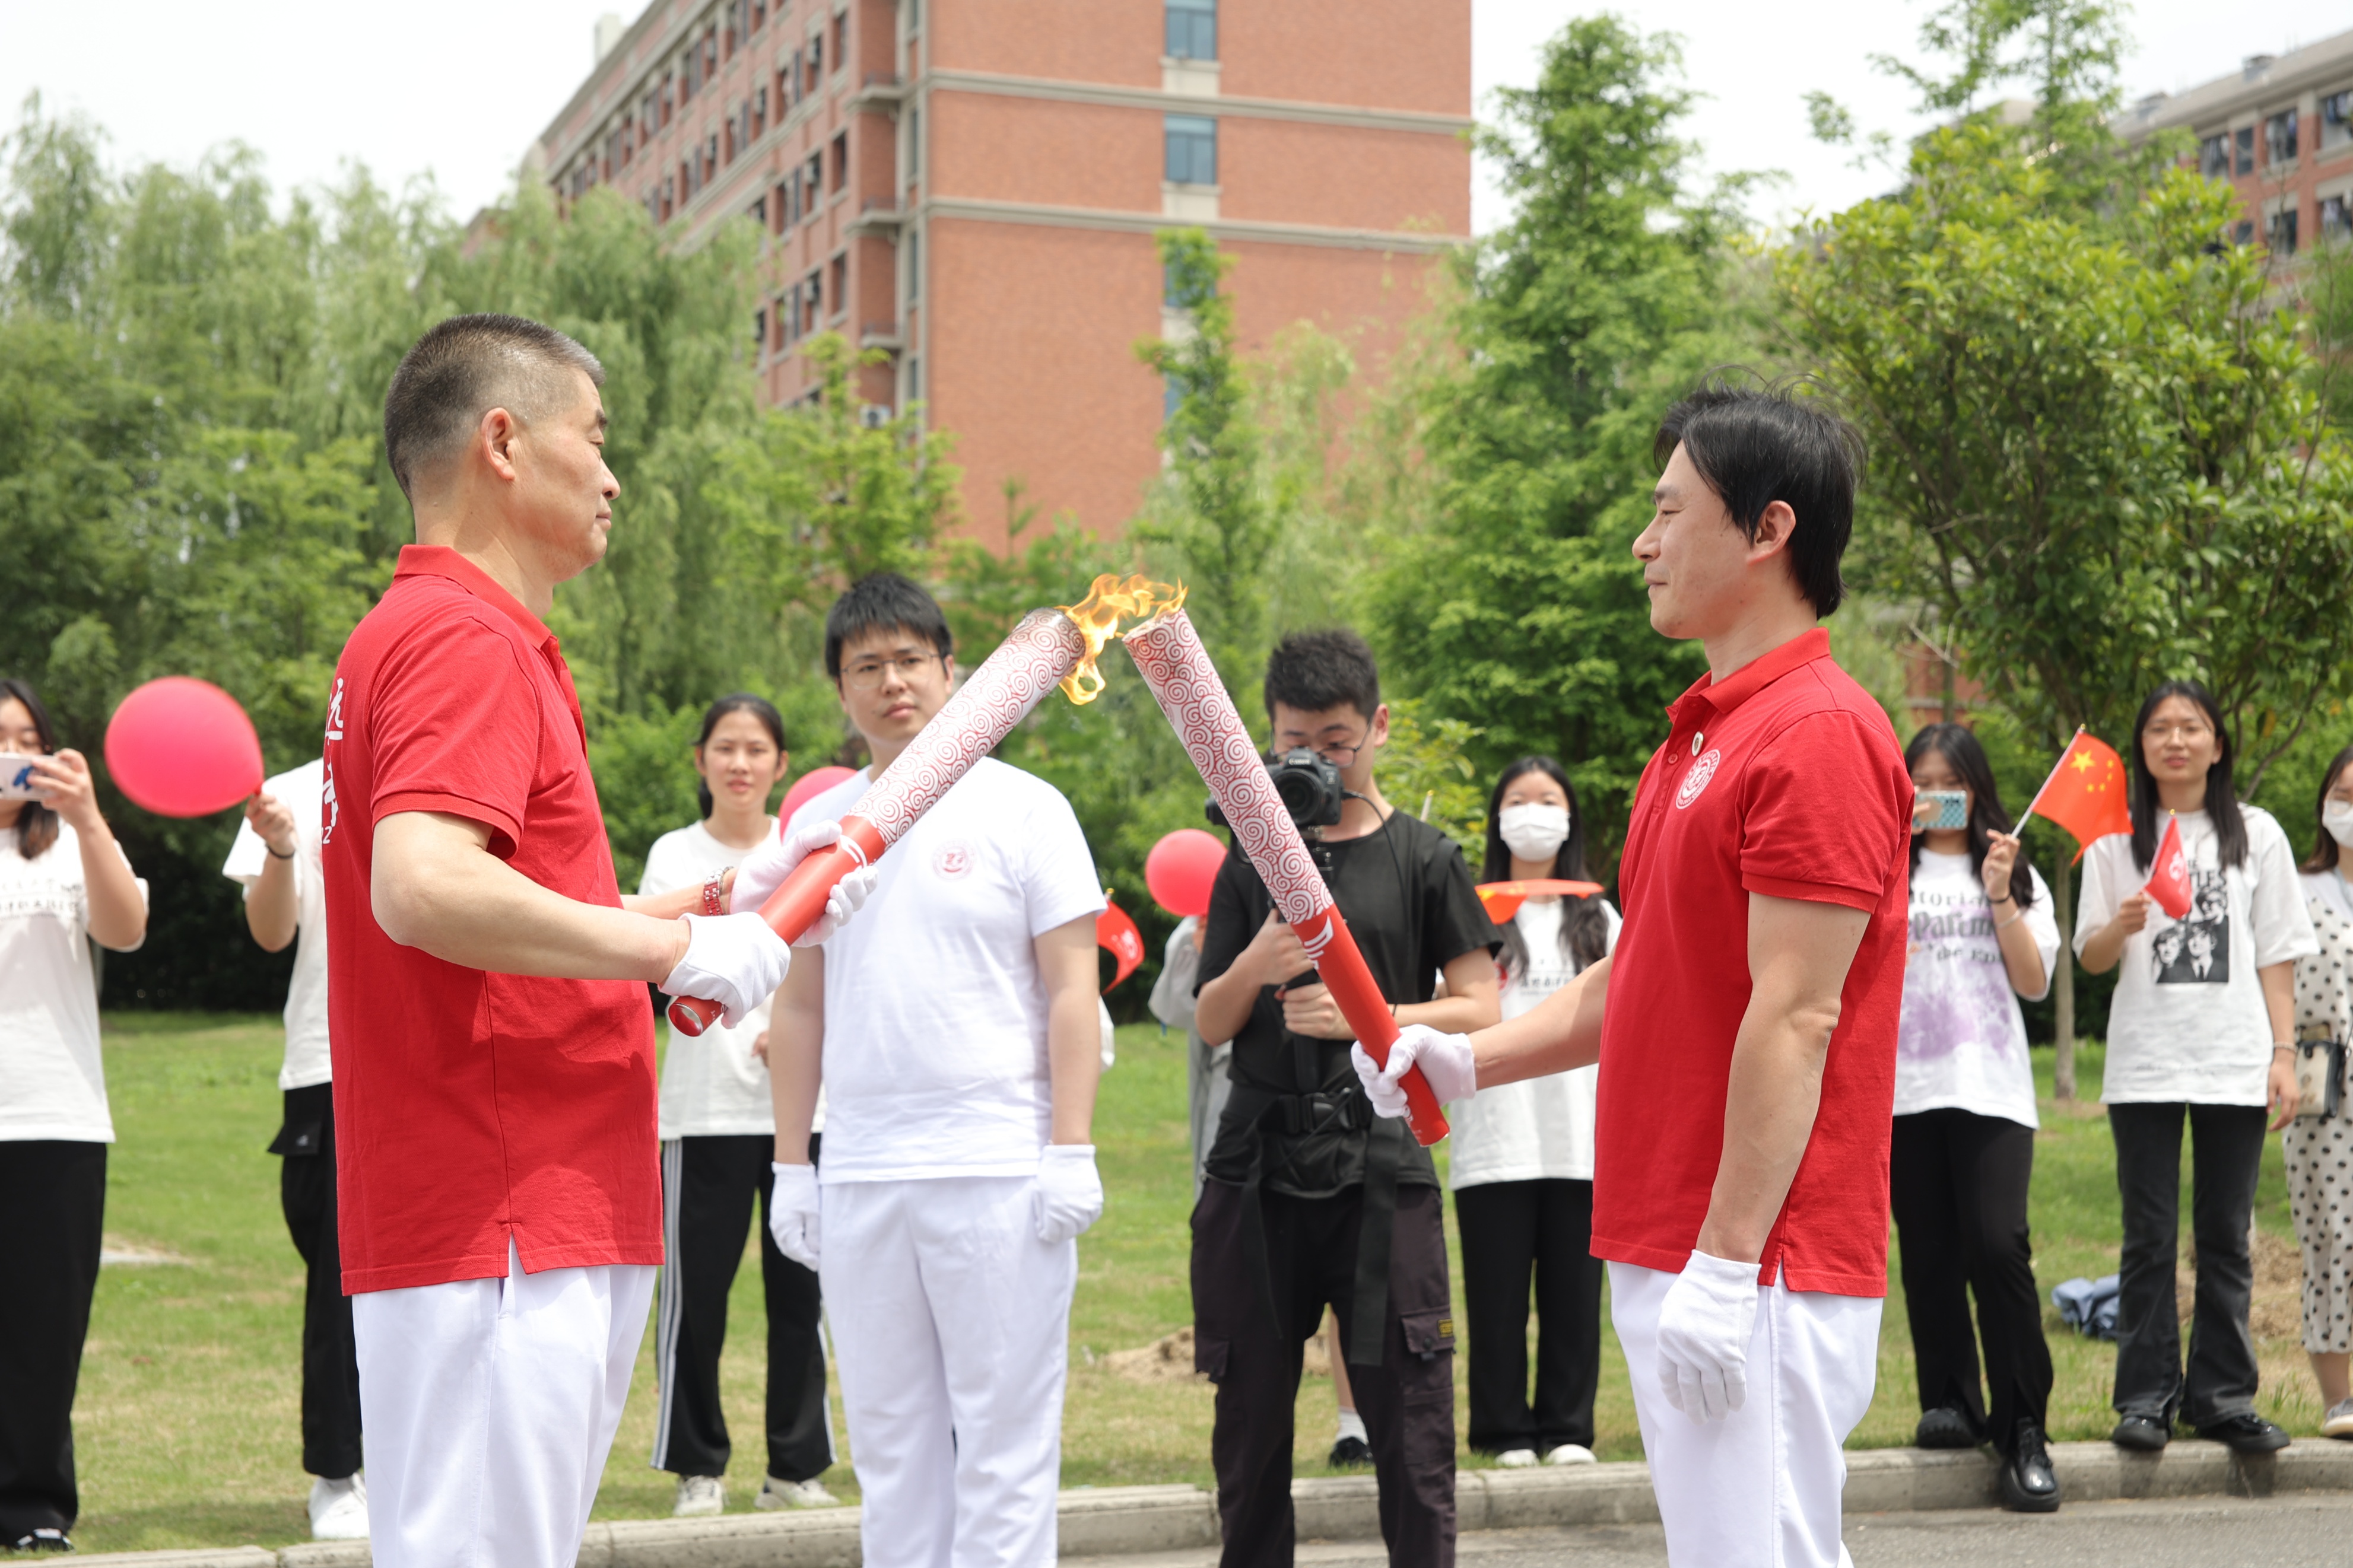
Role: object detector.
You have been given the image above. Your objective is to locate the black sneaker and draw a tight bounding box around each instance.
[1914,1405,1979,1449]
[2196,1413,2291,1454]
[1999,1421,2061,1513]
[1328,1435,1372,1468]
[2110,1413,2170,1451]
[5,1528,72,1553]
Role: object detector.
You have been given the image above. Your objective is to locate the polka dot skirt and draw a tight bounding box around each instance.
[2291,895,2353,1356]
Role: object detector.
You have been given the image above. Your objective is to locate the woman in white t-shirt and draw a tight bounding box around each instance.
[2076,682,2315,1457]
[2290,743,2353,1440]
[1450,756,1619,1469]
[639,695,837,1516]
[0,677,149,1554]
[1892,724,2061,1512]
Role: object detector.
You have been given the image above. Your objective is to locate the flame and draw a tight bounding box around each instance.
[1054,573,1189,704]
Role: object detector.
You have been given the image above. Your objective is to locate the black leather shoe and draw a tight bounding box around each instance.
[1328,1434,1372,1468]
[2110,1413,2170,1451]
[1915,1405,1979,1449]
[2197,1413,2291,1454]
[1999,1421,2062,1512]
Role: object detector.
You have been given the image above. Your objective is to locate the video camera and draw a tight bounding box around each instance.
[1205,748,1345,835]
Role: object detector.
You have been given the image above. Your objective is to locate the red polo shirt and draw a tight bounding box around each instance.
[1591,628,1911,1296]
[322,546,659,1293]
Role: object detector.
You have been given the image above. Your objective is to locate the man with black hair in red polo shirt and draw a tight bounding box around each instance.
[1360,379,1913,1568]
[322,314,868,1568]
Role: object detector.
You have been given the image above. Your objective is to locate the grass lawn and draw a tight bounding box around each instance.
[68,1014,2329,1554]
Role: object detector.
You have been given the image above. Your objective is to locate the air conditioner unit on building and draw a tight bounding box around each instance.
[860,405,891,428]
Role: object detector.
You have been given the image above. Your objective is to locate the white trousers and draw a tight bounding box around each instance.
[822,1176,1075,1568]
[353,1240,655,1568]
[1609,1261,1881,1568]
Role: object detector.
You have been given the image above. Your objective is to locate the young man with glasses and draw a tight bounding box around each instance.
[764,573,1108,1567]
[1191,629,1501,1566]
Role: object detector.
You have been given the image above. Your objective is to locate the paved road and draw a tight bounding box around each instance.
[1068,1492,2353,1567]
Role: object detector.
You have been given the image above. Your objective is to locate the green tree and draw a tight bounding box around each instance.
[1364,16,1764,876]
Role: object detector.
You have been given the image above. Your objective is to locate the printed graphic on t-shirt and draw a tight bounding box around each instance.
[2153,869,2230,985]
[1901,883,2018,1063]
[932,839,974,880]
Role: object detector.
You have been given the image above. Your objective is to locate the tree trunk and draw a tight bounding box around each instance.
[2053,852,2076,1102]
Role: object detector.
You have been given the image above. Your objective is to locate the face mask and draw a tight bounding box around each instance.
[1498,803,1571,863]
[2326,799,2353,849]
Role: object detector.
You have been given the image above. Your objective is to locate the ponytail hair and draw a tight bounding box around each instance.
[1,678,59,860]
[694,694,787,820]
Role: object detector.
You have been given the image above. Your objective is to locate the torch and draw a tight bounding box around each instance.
[666,606,1088,1035]
[1123,609,1450,1147]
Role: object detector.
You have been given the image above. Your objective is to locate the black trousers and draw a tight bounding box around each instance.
[273,1083,363,1480]
[652,1133,831,1482]
[2109,1101,2267,1427]
[0,1140,105,1540]
[1453,1179,1601,1455]
[1192,1179,1456,1568]
[1888,1109,2053,1452]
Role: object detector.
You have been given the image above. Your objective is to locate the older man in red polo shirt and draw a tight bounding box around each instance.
[1360,382,1911,1568]
[323,314,865,1568]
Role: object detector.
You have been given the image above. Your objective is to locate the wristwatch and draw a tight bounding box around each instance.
[701,870,726,917]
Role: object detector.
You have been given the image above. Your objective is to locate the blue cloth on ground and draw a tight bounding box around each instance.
[2052,1274,2120,1340]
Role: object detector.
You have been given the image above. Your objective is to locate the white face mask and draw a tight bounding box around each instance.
[1498,802,1571,863]
[2326,799,2353,848]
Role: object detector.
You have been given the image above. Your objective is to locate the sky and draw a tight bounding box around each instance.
[0,1,2333,234]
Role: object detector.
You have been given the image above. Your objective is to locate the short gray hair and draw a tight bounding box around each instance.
[382,313,604,498]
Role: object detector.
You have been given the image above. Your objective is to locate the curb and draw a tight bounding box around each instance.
[66,1440,2353,1566]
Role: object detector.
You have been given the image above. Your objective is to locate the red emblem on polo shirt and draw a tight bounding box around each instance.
[1675,749,1722,809]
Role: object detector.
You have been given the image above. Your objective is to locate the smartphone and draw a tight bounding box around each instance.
[1916,789,1968,831]
[0,754,40,802]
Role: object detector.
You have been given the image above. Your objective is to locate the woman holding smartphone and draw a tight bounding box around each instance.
[2076,682,2314,1455]
[1447,756,1618,1468]
[1894,724,2061,1510]
[0,678,149,1553]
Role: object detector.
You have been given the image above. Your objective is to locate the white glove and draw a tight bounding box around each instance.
[1349,1025,1476,1119]
[731,820,878,946]
[769,1162,820,1271]
[662,912,793,1028]
[1656,1249,1760,1424]
[1034,1144,1104,1243]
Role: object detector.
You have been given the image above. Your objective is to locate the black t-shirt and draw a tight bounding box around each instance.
[1197,810,1500,1198]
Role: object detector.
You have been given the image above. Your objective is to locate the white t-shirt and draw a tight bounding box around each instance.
[1,819,148,1143]
[641,819,785,1140]
[1448,896,1621,1188]
[2075,807,2317,1106]
[222,758,332,1090]
[1895,850,2058,1128]
[789,758,1104,1183]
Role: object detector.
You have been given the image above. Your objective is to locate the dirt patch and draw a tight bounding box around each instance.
[2179,1226,2304,1341]
[1107,1324,1336,1384]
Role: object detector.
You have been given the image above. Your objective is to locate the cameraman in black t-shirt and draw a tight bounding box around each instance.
[1192,630,1500,1566]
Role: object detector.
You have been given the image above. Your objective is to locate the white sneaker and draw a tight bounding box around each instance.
[755,1474,842,1509]
[309,1473,369,1541]
[673,1474,724,1516]
[2325,1397,2353,1439]
[1495,1448,1539,1468]
[1544,1443,1598,1465]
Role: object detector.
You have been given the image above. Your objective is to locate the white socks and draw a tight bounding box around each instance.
[1335,1408,1368,1445]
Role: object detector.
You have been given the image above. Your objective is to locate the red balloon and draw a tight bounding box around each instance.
[779,765,858,825]
[1145,828,1225,918]
[104,677,265,818]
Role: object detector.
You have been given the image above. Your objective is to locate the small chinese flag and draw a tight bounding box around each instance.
[2024,728,2133,863]
[2145,814,2193,919]
[1097,895,1144,992]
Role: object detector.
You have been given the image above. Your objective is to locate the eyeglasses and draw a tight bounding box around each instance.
[841,652,944,691]
[2143,721,2213,743]
[1279,739,1363,767]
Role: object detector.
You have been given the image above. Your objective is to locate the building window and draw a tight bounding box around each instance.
[754,0,767,32]
[755,85,768,137]
[2268,206,2299,256]
[2326,90,2353,151]
[829,253,847,317]
[2323,193,2352,245]
[754,306,767,352]
[789,51,805,106]
[805,154,823,215]
[807,270,823,330]
[2234,126,2254,176]
[1163,377,1183,422]
[704,27,719,81]
[1166,115,1217,185]
[905,228,920,302]
[906,354,920,406]
[906,106,920,183]
[809,33,824,87]
[752,195,767,228]
[831,131,849,193]
[2198,133,2228,181]
[2266,109,2300,167]
[831,11,847,72]
[1166,0,1215,61]
[908,0,922,33]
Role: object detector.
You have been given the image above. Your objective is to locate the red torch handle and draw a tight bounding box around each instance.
[666,816,889,1037]
[1294,905,1450,1147]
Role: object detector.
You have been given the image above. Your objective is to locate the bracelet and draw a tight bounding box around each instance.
[1990,893,2015,907]
[266,844,295,860]
[701,871,726,917]
[2274,1044,2297,1057]
[1995,908,2026,931]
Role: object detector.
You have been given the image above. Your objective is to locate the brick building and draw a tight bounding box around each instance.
[533,0,1471,549]
[2122,28,2353,256]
